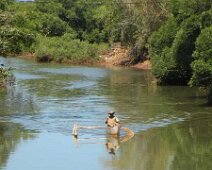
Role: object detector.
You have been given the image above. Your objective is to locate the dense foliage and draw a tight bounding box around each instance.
[148,1,211,103]
[34,35,108,63]
[150,6,211,82]
[0,0,211,103]
[189,26,212,104]
[0,0,169,58]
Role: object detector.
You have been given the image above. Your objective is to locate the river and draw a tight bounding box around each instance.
[0,56,211,170]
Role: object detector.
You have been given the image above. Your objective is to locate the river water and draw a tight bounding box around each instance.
[0,56,211,170]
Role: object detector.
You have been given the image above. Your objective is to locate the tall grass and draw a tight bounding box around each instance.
[34,35,109,64]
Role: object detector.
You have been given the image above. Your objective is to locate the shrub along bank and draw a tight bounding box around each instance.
[34,35,109,64]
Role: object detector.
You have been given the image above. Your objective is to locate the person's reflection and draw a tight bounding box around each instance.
[105,135,120,155]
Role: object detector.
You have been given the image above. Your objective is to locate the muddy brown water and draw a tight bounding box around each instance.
[0,57,211,170]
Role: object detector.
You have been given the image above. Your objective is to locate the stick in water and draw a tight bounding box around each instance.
[72,124,78,138]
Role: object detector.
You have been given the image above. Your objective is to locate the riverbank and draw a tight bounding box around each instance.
[17,45,152,70]
[99,44,151,70]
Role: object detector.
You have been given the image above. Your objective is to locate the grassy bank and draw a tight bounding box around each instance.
[33,35,109,64]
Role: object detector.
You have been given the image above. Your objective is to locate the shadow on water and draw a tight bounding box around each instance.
[197,102,212,107]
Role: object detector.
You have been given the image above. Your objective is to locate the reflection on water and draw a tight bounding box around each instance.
[105,136,120,155]
[106,117,212,170]
[73,127,134,156]
[0,56,212,170]
[0,122,36,170]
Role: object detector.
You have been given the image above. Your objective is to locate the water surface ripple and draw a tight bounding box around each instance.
[0,57,211,170]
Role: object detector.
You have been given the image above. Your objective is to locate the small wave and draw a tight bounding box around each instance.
[126,117,184,133]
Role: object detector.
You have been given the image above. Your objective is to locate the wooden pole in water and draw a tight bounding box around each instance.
[72,124,78,138]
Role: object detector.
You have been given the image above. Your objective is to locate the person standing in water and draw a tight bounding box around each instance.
[105,111,120,127]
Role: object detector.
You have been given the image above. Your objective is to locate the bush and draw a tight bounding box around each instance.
[150,15,202,85]
[200,10,212,29]
[192,26,212,62]
[190,26,212,86]
[0,27,35,55]
[171,16,201,82]
[152,47,180,85]
[35,35,109,64]
[0,0,13,11]
[190,26,212,104]
[149,17,178,56]
[189,60,212,87]
[149,17,180,84]
[169,0,211,23]
[36,14,67,36]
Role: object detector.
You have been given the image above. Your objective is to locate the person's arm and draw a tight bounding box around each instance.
[115,117,120,123]
[105,118,108,124]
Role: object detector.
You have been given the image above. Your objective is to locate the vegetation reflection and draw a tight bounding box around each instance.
[103,116,212,170]
[0,122,36,169]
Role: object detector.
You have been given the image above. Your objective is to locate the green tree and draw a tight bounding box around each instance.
[149,0,211,86]
[149,16,202,85]
[39,14,67,36]
[0,27,35,54]
[189,26,212,104]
